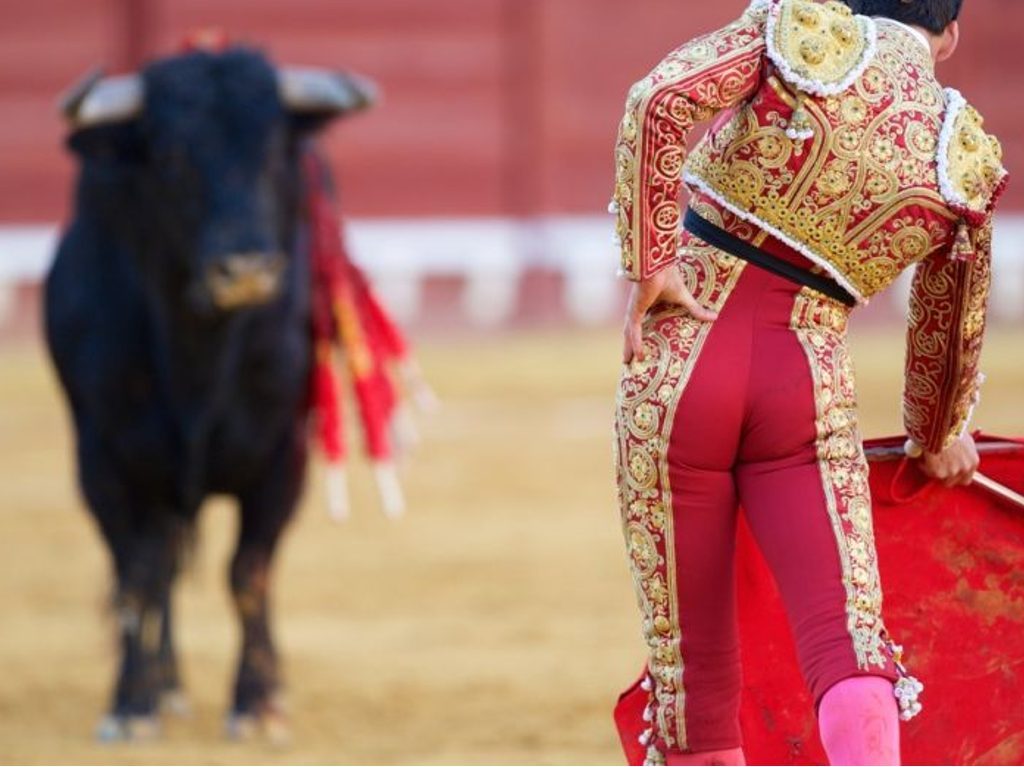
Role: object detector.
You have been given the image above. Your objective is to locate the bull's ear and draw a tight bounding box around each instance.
[278,68,378,131]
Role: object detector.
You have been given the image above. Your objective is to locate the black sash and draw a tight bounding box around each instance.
[682,208,856,307]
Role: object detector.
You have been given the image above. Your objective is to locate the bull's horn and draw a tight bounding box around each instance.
[60,70,143,128]
[278,67,378,115]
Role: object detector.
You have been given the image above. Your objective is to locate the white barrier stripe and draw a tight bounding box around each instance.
[2,216,1023,323]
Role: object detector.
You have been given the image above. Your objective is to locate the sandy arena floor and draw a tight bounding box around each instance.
[0,326,1022,765]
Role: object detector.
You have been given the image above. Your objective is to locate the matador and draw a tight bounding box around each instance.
[610,0,1007,764]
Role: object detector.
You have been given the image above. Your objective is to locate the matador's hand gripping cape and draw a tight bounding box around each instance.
[305,149,434,520]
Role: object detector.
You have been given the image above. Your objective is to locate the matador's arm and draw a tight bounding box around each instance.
[611,2,768,281]
[903,221,993,453]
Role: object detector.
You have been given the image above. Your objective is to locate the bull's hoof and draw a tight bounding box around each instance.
[224,712,258,741]
[95,714,161,742]
[159,688,193,718]
[225,698,291,747]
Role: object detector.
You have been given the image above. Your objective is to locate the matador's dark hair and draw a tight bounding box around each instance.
[842,0,963,34]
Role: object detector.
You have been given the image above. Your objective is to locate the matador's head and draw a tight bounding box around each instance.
[842,0,962,61]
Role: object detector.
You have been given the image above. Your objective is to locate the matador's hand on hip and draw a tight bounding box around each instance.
[622,264,718,364]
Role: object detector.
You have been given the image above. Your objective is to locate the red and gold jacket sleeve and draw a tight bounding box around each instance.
[904,92,1008,454]
[903,221,993,453]
[611,2,768,281]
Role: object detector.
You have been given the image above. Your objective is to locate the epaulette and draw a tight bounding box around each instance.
[766,0,877,96]
[938,89,1009,227]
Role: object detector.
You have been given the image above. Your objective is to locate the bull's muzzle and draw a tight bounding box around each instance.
[206,252,285,310]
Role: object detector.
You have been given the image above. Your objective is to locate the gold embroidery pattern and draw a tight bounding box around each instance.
[612,6,768,280]
[790,289,888,670]
[614,248,745,752]
[767,0,874,94]
[904,221,992,451]
[938,92,1007,219]
[684,20,962,300]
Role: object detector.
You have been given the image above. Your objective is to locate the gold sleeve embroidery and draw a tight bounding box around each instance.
[903,221,992,452]
[612,7,768,281]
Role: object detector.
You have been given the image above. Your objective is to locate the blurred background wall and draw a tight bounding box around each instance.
[0,5,1021,762]
[2,0,1023,332]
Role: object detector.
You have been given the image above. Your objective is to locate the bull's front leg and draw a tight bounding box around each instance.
[156,585,190,716]
[226,433,304,743]
[77,423,182,741]
[97,525,182,741]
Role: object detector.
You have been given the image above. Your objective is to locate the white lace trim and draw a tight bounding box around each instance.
[747,0,772,11]
[765,1,878,97]
[936,87,1008,219]
[936,87,969,211]
[682,170,867,304]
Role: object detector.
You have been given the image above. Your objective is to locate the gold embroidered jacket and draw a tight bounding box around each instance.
[611,0,1008,452]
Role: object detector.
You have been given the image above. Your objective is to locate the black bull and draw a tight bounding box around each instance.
[44,48,373,739]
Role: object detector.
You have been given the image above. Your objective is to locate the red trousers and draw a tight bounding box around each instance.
[614,235,903,758]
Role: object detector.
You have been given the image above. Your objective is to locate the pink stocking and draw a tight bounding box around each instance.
[666,748,746,765]
[818,676,900,766]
